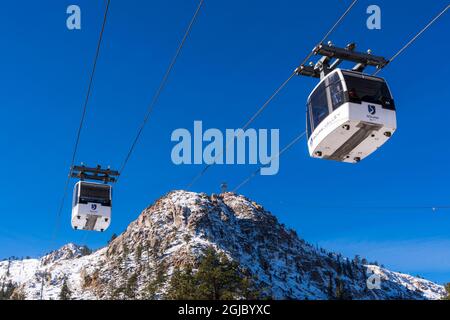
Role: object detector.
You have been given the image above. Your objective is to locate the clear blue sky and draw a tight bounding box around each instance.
[0,0,449,284]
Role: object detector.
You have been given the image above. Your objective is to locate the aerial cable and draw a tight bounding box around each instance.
[116,0,205,182]
[373,4,449,76]
[298,0,358,67]
[293,205,450,211]
[53,0,111,239]
[232,131,306,192]
[186,0,358,189]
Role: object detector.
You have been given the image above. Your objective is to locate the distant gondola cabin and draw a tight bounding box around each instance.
[71,181,112,232]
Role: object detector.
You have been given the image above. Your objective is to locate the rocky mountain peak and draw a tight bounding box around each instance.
[41,243,91,266]
[0,190,447,300]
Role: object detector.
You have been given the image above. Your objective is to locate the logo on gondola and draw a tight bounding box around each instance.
[368,105,376,115]
[91,204,97,211]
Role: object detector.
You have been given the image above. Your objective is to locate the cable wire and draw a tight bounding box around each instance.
[232,131,306,192]
[117,0,205,182]
[296,205,450,211]
[298,0,358,67]
[186,1,358,189]
[53,0,111,239]
[373,4,449,76]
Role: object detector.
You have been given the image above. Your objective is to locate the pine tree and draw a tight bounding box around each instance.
[80,246,92,256]
[124,273,138,299]
[146,261,167,299]
[183,234,192,243]
[345,260,354,278]
[107,233,118,245]
[240,275,260,300]
[327,274,334,299]
[334,278,352,300]
[335,278,344,300]
[336,261,343,275]
[0,281,17,300]
[195,247,243,300]
[122,243,129,256]
[165,247,259,300]
[443,283,450,300]
[59,278,72,300]
[6,260,11,277]
[10,288,26,300]
[165,266,197,300]
[135,244,143,262]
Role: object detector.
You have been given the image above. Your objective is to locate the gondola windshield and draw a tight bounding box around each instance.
[73,182,111,207]
[307,72,346,136]
[343,73,395,109]
[79,183,111,206]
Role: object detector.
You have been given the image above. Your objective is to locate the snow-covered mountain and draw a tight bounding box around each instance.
[0,191,446,300]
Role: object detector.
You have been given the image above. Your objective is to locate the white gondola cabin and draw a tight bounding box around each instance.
[71,181,112,232]
[306,68,396,163]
